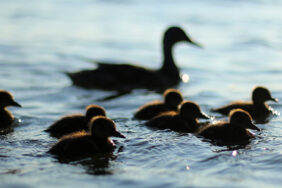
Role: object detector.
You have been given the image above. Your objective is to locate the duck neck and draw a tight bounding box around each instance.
[160,40,179,75]
[92,135,115,151]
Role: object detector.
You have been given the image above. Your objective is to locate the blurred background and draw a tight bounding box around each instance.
[0,0,282,187]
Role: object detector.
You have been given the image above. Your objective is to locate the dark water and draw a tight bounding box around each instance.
[1,0,282,187]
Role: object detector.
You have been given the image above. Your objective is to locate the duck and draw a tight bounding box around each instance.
[45,104,106,138]
[0,90,21,129]
[134,88,183,120]
[198,109,260,144]
[48,116,126,158]
[146,101,209,132]
[66,26,201,91]
[212,86,278,122]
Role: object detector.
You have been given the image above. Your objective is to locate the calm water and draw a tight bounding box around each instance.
[1,0,282,187]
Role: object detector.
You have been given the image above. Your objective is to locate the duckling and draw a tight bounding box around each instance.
[212,86,278,122]
[146,101,209,132]
[48,116,125,158]
[45,104,106,138]
[134,88,183,120]
[198,109,260,144]
[0,90,21,128]
[67,26,201,91]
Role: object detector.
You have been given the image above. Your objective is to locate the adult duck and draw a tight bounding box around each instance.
[212,86,278,123]
[67,26,201,91]
[198,109,260,144]
[134,88,183,120]
[48,116,125,158]
[0,90,21,129]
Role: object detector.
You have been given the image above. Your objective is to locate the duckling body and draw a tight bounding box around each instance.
[198,109,260,144]
[48,116,125,158]
[45,104,106,138]
[67,26,201,91]
[134,89,183,120]
[0,90,21,129]
[146,101,209,132]
[212,86,277,121]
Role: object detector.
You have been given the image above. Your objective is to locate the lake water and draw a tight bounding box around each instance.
[1,0,282,187]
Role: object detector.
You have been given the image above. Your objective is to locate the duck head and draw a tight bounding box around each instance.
[163,88,183,107]
[0,90,21,109]
[85,104,106,121]
[252,86,278,104]
[179,101,209,119]
[90,116,126,139]
[163,26,202,48]
[229,109,260,131]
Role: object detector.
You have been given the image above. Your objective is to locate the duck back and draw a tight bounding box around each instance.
[45,115,88,138]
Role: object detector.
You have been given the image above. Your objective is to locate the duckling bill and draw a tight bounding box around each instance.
[146,101,209,132]
[67,26,201,91]
[0,90,21,129]
[48,116,125,158]
[212,86,278,122]
[134,88,183,120]
[45,104,106,138]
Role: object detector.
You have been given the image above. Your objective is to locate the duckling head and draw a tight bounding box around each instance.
[90,116,126,139]
[179,101,209,119]
[229,109,260,131]
[164,26,202,48]
[163,89,183,107]
[0,90,21,109]
[252,86,278,104]
[85,104,106,121]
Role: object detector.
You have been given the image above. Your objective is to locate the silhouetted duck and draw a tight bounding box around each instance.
[146,101,209,132]
[45,104,106,138]
[212,86,278,122]
[198,109,260,144]
[67,26,201,91]
[0,90,21,129]
[134,88,183,120]
[48,116,125,158]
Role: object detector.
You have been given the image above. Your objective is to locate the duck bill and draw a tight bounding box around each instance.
[199,112,210,119]
[270,97,279,103]
[248,122,260,131]
[10,100,22,107]
[185,36,203,48]
[112,131,126,138]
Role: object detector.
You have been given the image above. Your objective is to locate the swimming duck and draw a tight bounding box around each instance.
[146,101,209,132]
[48,116,125,158]
[67,26,201,91]
[45,104,106,138]
[212,86,278,122]
[0,90,21,128]
[134,88,183,120]
[198,109,260,144]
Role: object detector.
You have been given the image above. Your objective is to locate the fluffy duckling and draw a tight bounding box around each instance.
[48,116,125,158]
[45,104,106,138]
[0,90,21,128]
[146,101,209,132]
[134,88,183,120]
[212,86,278,121]
[67,26,201,91]
[198,109,260,144]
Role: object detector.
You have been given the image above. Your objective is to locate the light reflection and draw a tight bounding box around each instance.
[232,150,237,157]
[181,74,190,83]
[186,165,190,170]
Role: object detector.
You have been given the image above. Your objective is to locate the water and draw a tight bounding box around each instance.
[1,0,282,187]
